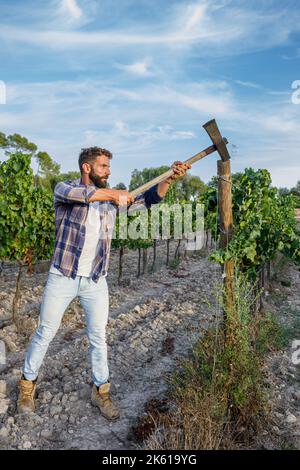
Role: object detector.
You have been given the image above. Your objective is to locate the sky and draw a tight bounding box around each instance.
[0,0,299,188]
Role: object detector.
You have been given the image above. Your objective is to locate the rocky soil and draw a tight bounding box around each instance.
[0,242,221,450]
[0,241,299,450]
[257,260,300,450]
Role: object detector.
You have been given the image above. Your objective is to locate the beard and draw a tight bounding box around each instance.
[89,168,108,188]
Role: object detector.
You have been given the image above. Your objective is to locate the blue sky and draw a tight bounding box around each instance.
[0,0,299,188]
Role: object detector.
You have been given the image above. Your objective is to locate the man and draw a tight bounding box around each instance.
[17,147,190,420]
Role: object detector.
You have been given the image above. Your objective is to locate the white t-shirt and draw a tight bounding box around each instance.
[50,201,105,278]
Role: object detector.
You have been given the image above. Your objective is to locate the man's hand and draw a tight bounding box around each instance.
[88,188,134,205]
[157,161,192,198]
[111,189,134,206]
[165,161,191,183]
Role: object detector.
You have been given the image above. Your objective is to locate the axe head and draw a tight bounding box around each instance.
[203,119,230,162]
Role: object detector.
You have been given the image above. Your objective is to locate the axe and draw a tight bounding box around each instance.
[129,119,230,199]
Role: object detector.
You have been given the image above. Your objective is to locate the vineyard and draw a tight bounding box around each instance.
[1,126,300,450]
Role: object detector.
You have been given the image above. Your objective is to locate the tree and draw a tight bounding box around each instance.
[129,165,206,202]
[0,132,61,191]
[291,181,300,194]
[279,187,290,196]
[43,171,81,192]
[35,151,60,176]
[179,175,206,201]
[113,182,127,190]
[290,181,300,208]
[0,133,37,155]
[129,166,170,191]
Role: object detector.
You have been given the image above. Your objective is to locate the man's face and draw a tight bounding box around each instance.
[88,155,111,188]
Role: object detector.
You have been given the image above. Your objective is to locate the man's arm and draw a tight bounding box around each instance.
[57,161,191,206]
[156,180,171,199]
[88,189,134,205]
[54,181,98,205]
[156,161,192,198]
[54,181,133,206]
[130,161,192,209]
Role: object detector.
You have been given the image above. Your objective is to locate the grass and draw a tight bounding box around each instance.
[279,440,298,450]
[139,271,300,451]
[252,312,300,354]
[139,274,274,450]
[168,258,181,270]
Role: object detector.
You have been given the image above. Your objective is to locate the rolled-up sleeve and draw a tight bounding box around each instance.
[127,184,163,215]
[143,184,163,208]
[54,181,97,205]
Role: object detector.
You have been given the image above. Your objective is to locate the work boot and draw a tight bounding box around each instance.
[17,376,37,413]
[91,382,120,420]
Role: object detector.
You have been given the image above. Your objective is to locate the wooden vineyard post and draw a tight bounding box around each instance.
[202,119,234,342]
[217,159,234,341]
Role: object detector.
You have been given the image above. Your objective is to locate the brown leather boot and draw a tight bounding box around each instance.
[91,382,120,420]
[17,377,37,413]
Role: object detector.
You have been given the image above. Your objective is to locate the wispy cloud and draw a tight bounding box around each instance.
[0,81,6,105]
[60,0,83,20]
[45,0,94,30]
[115,58,154,77]
[235,80,262,90]
[267,90,291,96]
[0,25,220,49]
[1,0,299,54]
[235,79,292,99]
[183,3,207,33]
[1,1,300,188]
[1,75,299,187]
[112,121,195,142]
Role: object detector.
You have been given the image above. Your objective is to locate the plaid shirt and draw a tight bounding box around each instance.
[50,178,163,283]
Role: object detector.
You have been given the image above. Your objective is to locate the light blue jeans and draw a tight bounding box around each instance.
[23,272,109,387]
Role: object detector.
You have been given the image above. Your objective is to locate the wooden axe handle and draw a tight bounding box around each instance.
[129,143,218,199]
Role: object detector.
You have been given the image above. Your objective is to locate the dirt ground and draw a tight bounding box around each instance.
[0,241,299,450]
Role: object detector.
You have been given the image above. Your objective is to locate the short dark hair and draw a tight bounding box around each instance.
[78,147,112,172]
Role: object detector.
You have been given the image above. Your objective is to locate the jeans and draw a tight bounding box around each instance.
[23,272,109,387]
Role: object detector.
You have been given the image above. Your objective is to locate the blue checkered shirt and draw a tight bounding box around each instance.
[50,178,162,282]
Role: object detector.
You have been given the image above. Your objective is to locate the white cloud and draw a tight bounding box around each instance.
[50,0,96,29]
[60,0,83,20]
[267,90,291,96]
[235,80,262,90]
[115,58,154,77]
[111,121,195,142]
[7,1,293,104]
[183,3,207,33]
[0,25,220,49]
[1,0,299,54]
[261,115,299,134]
[0,80,6,104]
[1,68,300,188]
[146,84,235,117]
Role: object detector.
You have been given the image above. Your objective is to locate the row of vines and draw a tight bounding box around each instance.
[1,148,300,325]
[201,169,300,314]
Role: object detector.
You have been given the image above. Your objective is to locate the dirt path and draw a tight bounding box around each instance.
[0,243,221,449]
